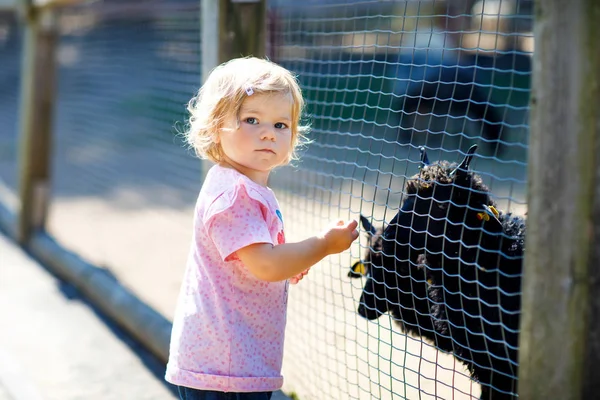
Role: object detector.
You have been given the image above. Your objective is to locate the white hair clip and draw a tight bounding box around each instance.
[245,86,254,96]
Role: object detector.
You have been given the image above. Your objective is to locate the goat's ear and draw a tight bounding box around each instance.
[419,146,430,168]
[359,214,377,236]
[450,144,478,177]
[348,261,367,278]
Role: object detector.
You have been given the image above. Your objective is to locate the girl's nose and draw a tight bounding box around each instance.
[260,127,276,141]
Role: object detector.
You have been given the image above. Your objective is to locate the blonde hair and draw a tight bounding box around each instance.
[185,57,309,163]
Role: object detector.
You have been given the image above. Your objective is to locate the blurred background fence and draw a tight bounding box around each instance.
[0,0,597,399]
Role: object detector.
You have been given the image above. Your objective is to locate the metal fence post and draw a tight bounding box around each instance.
[17,1,58,244]
[518,0,600,398]
[201,0,266,82]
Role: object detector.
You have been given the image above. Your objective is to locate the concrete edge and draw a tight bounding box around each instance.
[0,199,291,400]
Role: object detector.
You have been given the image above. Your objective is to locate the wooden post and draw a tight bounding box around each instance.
[518,0,600,398]
[201,0,266,82]
[17,2,58,244]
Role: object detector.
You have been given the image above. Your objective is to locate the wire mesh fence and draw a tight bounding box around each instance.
[269,0,531,399]
[0,0,534,399]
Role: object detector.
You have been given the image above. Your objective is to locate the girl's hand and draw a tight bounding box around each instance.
[321,219,360,255]
[289,268,310,285]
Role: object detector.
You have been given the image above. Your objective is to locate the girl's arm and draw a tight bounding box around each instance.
[236,220,359,282]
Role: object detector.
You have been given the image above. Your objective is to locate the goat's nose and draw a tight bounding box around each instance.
[358,301,384,321]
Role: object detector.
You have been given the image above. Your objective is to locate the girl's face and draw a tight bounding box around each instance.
[217,93,294,185]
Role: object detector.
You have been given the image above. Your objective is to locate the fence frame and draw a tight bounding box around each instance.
[518,0,600,397]
[2,0,600,398]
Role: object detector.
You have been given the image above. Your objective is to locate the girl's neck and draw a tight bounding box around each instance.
[218,159,270,187]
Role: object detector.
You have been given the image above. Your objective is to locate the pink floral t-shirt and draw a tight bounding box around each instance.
[165,165,288,392]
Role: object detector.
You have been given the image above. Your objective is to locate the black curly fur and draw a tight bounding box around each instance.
[350,145,525,399]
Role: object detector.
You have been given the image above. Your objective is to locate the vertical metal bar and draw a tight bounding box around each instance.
[201,0,219,83]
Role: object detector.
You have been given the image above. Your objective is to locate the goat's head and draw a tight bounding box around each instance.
[348,214,396,322]
[394,145,503,268]
[349,145,503,330]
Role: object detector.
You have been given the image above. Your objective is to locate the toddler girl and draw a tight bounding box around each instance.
[165,57,359,400]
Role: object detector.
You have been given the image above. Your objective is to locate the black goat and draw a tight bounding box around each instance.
[350,145,525,399]
[392,57,505,155]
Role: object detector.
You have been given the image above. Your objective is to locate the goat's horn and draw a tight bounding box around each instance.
[419,146,430,167]
[451,144,478,176]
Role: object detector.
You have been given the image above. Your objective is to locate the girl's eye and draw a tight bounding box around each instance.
[274,122,288,129]
[245,117,258,125]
